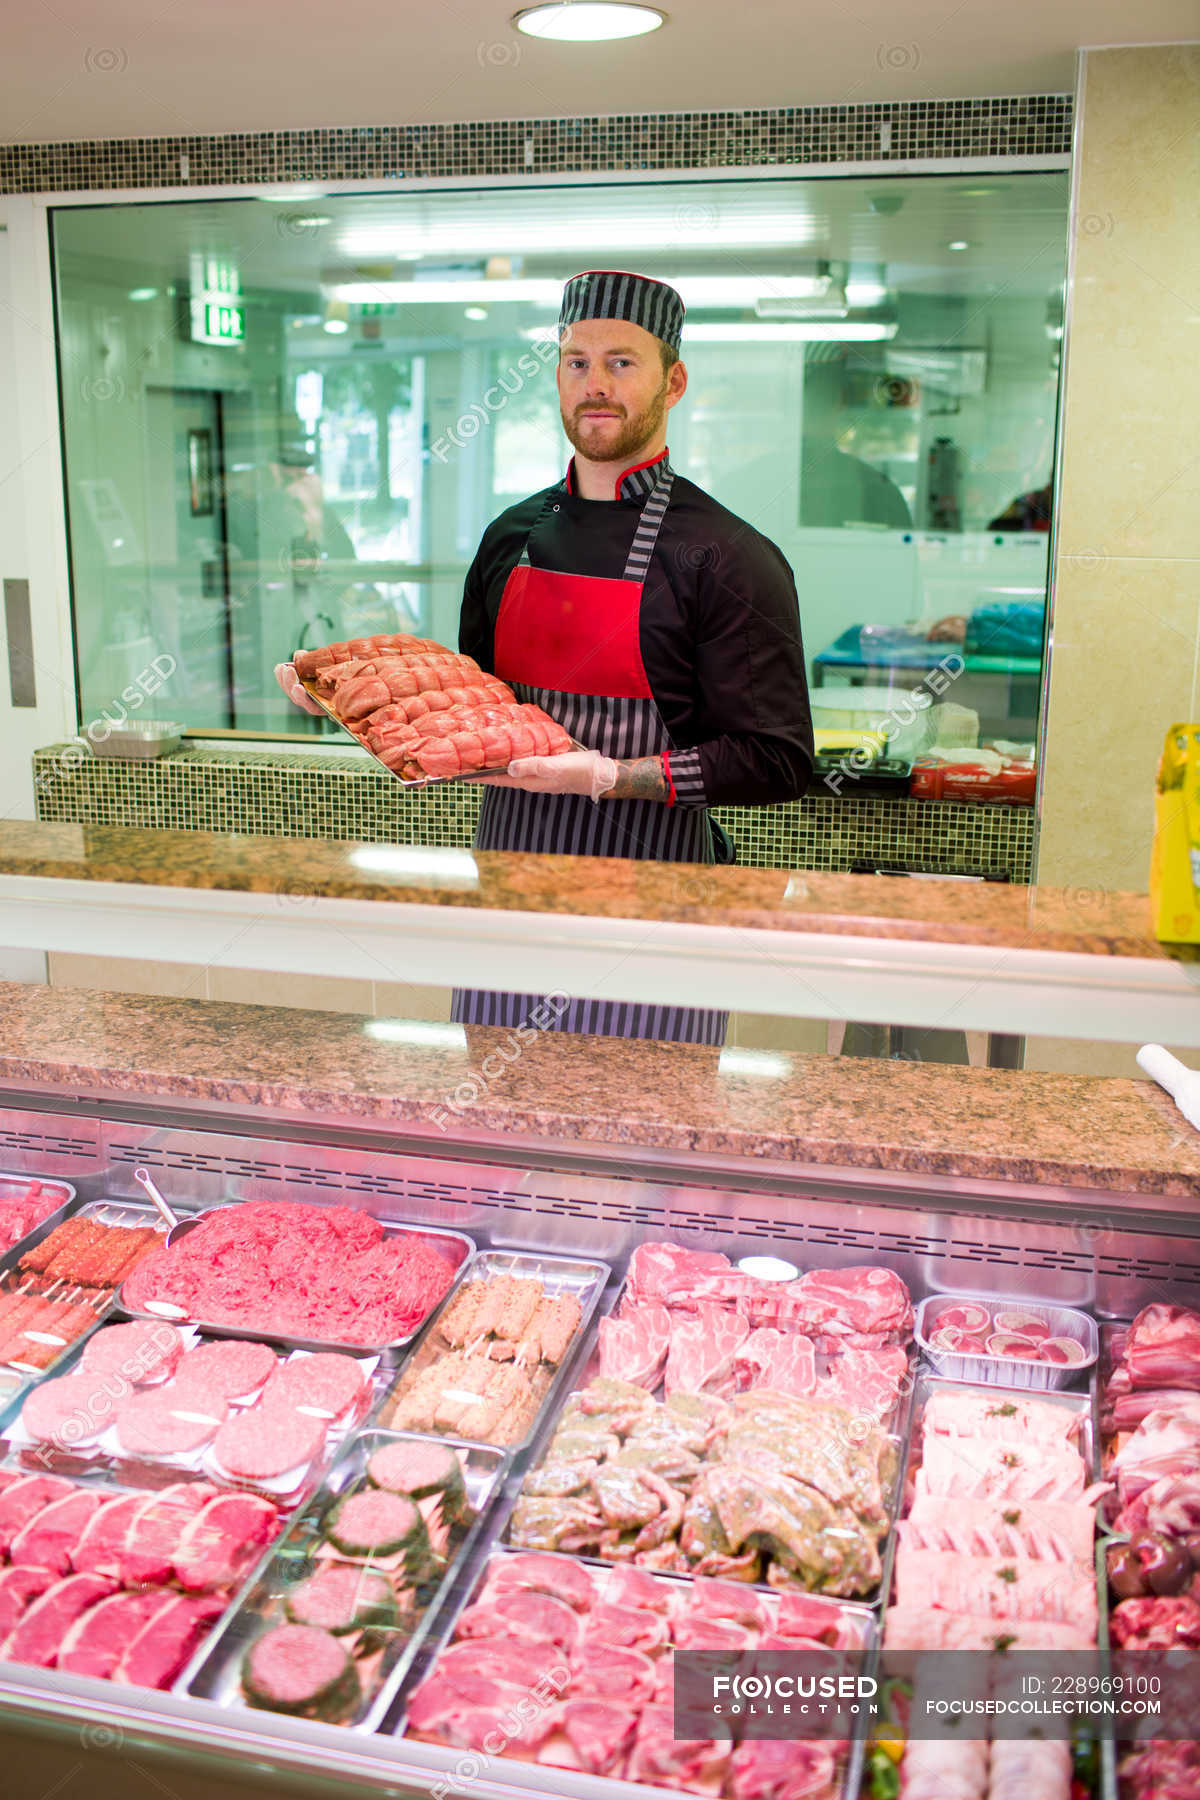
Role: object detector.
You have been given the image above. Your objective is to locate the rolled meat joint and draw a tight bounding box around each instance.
[292,633,442,682]
[338,658,506,721]
[316,652,478,698]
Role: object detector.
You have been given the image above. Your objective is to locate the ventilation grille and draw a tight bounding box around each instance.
[98,1132,1200,1295]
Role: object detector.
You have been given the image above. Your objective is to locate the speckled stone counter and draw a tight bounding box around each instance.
[0,820,1184,960]
[2,981,1198,1199]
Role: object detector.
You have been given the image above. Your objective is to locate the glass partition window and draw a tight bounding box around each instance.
[52,172,1068,747]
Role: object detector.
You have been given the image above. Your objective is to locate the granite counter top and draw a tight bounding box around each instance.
[2,980,1198,1199]
[0,820,1182,961]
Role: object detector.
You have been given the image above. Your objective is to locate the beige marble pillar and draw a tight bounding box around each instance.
[1028,43,1200,1077]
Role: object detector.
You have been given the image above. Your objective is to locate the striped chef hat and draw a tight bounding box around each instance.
[559,269,684,353]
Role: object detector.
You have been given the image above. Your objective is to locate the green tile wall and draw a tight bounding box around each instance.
[33,745,1035,881]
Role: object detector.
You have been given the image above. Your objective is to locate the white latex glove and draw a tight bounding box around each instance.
[483,750,618,802]
[274,660,323,716]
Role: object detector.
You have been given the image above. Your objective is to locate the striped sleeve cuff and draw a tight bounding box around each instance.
[664,747,707,807]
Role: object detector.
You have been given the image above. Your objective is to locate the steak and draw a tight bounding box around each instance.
[625,1243,732,1306]
[173,1491,278,1591]
[114,1591,226,1689]
[0,1566,57,1636]
[9,1488,103,1576]
[115,1387,227,1456]
[120,1482,218,1585]
[0,1475,74,1554]
[556,1699,636,1776]
[597,1303,672,1390]
[626,1705,732,1793]
[565,1643,656,1705]
[582,1600,669,1655]
[1120,1305,1200,1392]
[816,1345,907,1418]
[56,1590,169,1679]
[72,1493,146,1577]
[481,1551,597,1613]
[455,1588,581,1652]
[733,1327,816,1397]
[599,1564,674,1614]
[663,1303,749,1397]
[211,1404,326,1481]
[728,1740,838,1800]
[2,1572,117,1667]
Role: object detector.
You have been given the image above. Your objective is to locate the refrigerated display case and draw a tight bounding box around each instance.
[0,1086,1195,1800]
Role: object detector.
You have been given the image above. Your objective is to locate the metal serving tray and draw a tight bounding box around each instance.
[0,1198,172,1381]
[184,1427,508,1732]
[1,1325,389,1510]
[378,1249,611,1451]
[395,1544,876,1800]
[117,1214,476,1358]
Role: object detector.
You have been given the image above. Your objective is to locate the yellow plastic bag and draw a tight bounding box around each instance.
[1150,722,1200,943]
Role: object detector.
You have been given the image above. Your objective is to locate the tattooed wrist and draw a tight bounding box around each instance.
[605,755,670,803]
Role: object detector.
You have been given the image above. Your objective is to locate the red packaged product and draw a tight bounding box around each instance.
[910,759,1037,804]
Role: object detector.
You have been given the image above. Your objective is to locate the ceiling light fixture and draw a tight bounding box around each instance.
[127,287,158,302]
[464,306,489,321]
[514,2,665,40]
[947,240,970,251]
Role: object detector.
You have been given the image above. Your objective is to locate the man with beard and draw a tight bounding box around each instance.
[452,270,814,1043]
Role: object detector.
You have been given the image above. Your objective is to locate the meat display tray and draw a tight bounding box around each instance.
[116,1217,477,1358]
[395,1544,877,1800]
[378,1249,612,1451]
[0,1197,173,1381]
[1,1326,390,1511]
[915,1290,1099,1390]
[184,1428,508,1733]
[0,1172,77,1263]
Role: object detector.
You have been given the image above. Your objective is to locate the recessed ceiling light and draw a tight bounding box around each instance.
[323,318,349,334]
[514,2,665,41]
[464,306,489,320]
[947,240,970,251]
[128,287,158,301]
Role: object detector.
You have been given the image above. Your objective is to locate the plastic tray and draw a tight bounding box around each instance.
[117,1215,476,1357]
[396,1545,876,1800]
[916,1290,1099,1389]
[2,1325,389,1508]
[378,1248,611,1451]
[0,1198,172,1380]
[184,1427,508,1731]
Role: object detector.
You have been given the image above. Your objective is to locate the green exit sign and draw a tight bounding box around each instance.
[190,296,244,345]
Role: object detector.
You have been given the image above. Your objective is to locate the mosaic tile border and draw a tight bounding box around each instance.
[33,746,1035,882]
[1,96,1072,195]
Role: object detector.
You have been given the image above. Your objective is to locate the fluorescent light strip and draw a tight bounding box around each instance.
[333,275,832,309]
[339,217,816,260]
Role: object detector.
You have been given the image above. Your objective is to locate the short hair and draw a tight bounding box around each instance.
[659,342,679,375]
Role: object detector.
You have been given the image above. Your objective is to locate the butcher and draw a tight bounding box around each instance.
[280,270,813,1043]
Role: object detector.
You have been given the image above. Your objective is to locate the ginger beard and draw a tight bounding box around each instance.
[561,369,672,466]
